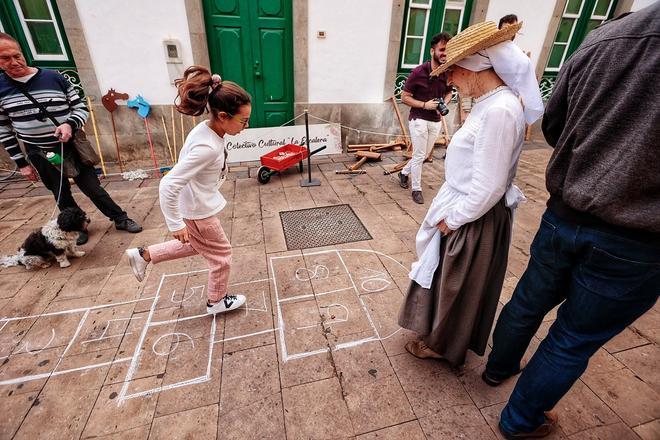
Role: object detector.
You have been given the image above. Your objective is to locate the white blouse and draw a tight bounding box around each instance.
[410,86,527,288]
[159,121,227,232]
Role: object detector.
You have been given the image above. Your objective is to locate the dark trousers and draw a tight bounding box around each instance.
[486,209,659,434]
[28,148,127,222]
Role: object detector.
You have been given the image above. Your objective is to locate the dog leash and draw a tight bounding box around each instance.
[50,141,65,219]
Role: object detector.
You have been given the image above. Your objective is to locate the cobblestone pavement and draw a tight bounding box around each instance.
[0,144,658,439]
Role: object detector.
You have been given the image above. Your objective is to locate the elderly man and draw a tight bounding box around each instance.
[0,33,141,244]
[483,4,660,439]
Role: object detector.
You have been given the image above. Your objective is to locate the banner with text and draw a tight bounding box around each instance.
[224,123,343,163]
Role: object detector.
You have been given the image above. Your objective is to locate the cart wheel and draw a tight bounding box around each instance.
[257,166,271,184]
[298,161,304,173]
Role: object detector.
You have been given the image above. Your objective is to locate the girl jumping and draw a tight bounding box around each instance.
[126,65,251,314]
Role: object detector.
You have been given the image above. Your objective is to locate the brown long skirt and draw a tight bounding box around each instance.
[398,199,512,366]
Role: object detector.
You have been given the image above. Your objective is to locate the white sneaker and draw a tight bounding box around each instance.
[126,248,148,282]
[206,294,246,314]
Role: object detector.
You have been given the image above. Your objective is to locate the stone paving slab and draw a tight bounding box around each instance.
[0,145,657,439]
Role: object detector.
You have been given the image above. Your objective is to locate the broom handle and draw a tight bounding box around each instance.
[110,113,123,172]
[144,118,160,176]
[180,114,184,145]
[161,115,174,165]
[171,106,177,162]
[86,96,106,176]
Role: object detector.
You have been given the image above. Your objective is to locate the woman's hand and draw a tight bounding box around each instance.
[172,226,190,243]
[437,220,453,236]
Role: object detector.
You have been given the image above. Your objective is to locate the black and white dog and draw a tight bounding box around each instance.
[1,207,90,270]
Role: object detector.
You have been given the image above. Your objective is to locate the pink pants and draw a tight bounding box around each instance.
[148,216,231,302]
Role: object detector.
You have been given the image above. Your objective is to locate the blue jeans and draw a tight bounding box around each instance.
[486,209,660,434]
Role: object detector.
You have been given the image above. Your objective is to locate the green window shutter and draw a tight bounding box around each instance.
[442,8,461,36]
[441,0,473,37]
[542,0,618,100]
[1,0,75,67]
[544,0,618,75]
[395,0,472,99]
[399,0,434,70]
[0,1,81,95]
[14,0,67,60]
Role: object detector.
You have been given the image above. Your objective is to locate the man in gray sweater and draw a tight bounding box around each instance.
[480,4,659,438]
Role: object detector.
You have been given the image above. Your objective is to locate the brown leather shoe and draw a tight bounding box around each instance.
[412,191,424,204]
[499,411,558,439]
[405,340,443,359]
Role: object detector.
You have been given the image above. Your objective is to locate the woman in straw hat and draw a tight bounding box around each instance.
[398,21,543,366]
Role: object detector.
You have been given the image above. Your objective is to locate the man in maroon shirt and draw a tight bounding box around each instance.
[399,32,453,204]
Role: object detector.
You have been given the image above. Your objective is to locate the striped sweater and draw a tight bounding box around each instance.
[0,68,88,168]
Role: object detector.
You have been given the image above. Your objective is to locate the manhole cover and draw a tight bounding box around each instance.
[279,204,372,250]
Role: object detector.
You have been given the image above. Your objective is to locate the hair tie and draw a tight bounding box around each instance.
[210,74,222,91]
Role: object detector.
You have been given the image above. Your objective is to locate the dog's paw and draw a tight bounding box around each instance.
[73,251,85,257]
[59,260,71,268]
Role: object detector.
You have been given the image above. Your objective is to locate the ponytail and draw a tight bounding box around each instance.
[174,65,251,117]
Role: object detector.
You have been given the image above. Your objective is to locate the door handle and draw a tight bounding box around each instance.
[254,61,261,78]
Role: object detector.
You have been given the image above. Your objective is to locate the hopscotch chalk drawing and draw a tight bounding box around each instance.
[0,249,406,405]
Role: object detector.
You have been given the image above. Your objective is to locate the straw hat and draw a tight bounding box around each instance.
[431,21,522,76]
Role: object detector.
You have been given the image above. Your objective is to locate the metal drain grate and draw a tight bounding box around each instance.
[279,204,372,250]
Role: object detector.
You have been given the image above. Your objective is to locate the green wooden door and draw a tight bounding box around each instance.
[202,0,294,128]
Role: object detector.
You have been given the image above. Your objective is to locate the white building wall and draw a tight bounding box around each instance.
[74,0,194,104]
[631,0,658,11]
[308,0,392,103]
[485,0,558,70]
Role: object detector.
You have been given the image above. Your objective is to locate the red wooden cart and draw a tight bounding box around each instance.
[257,143,326,184]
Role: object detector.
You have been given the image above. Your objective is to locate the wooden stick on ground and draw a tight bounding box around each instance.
[382,159,410,175]
[355,150,381,160]
[347,143,404,153]
[335,169,367,175]
[336,150,381,174]
[350,156,368,171]
[347,144,382,152]
[370,142,405,152]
